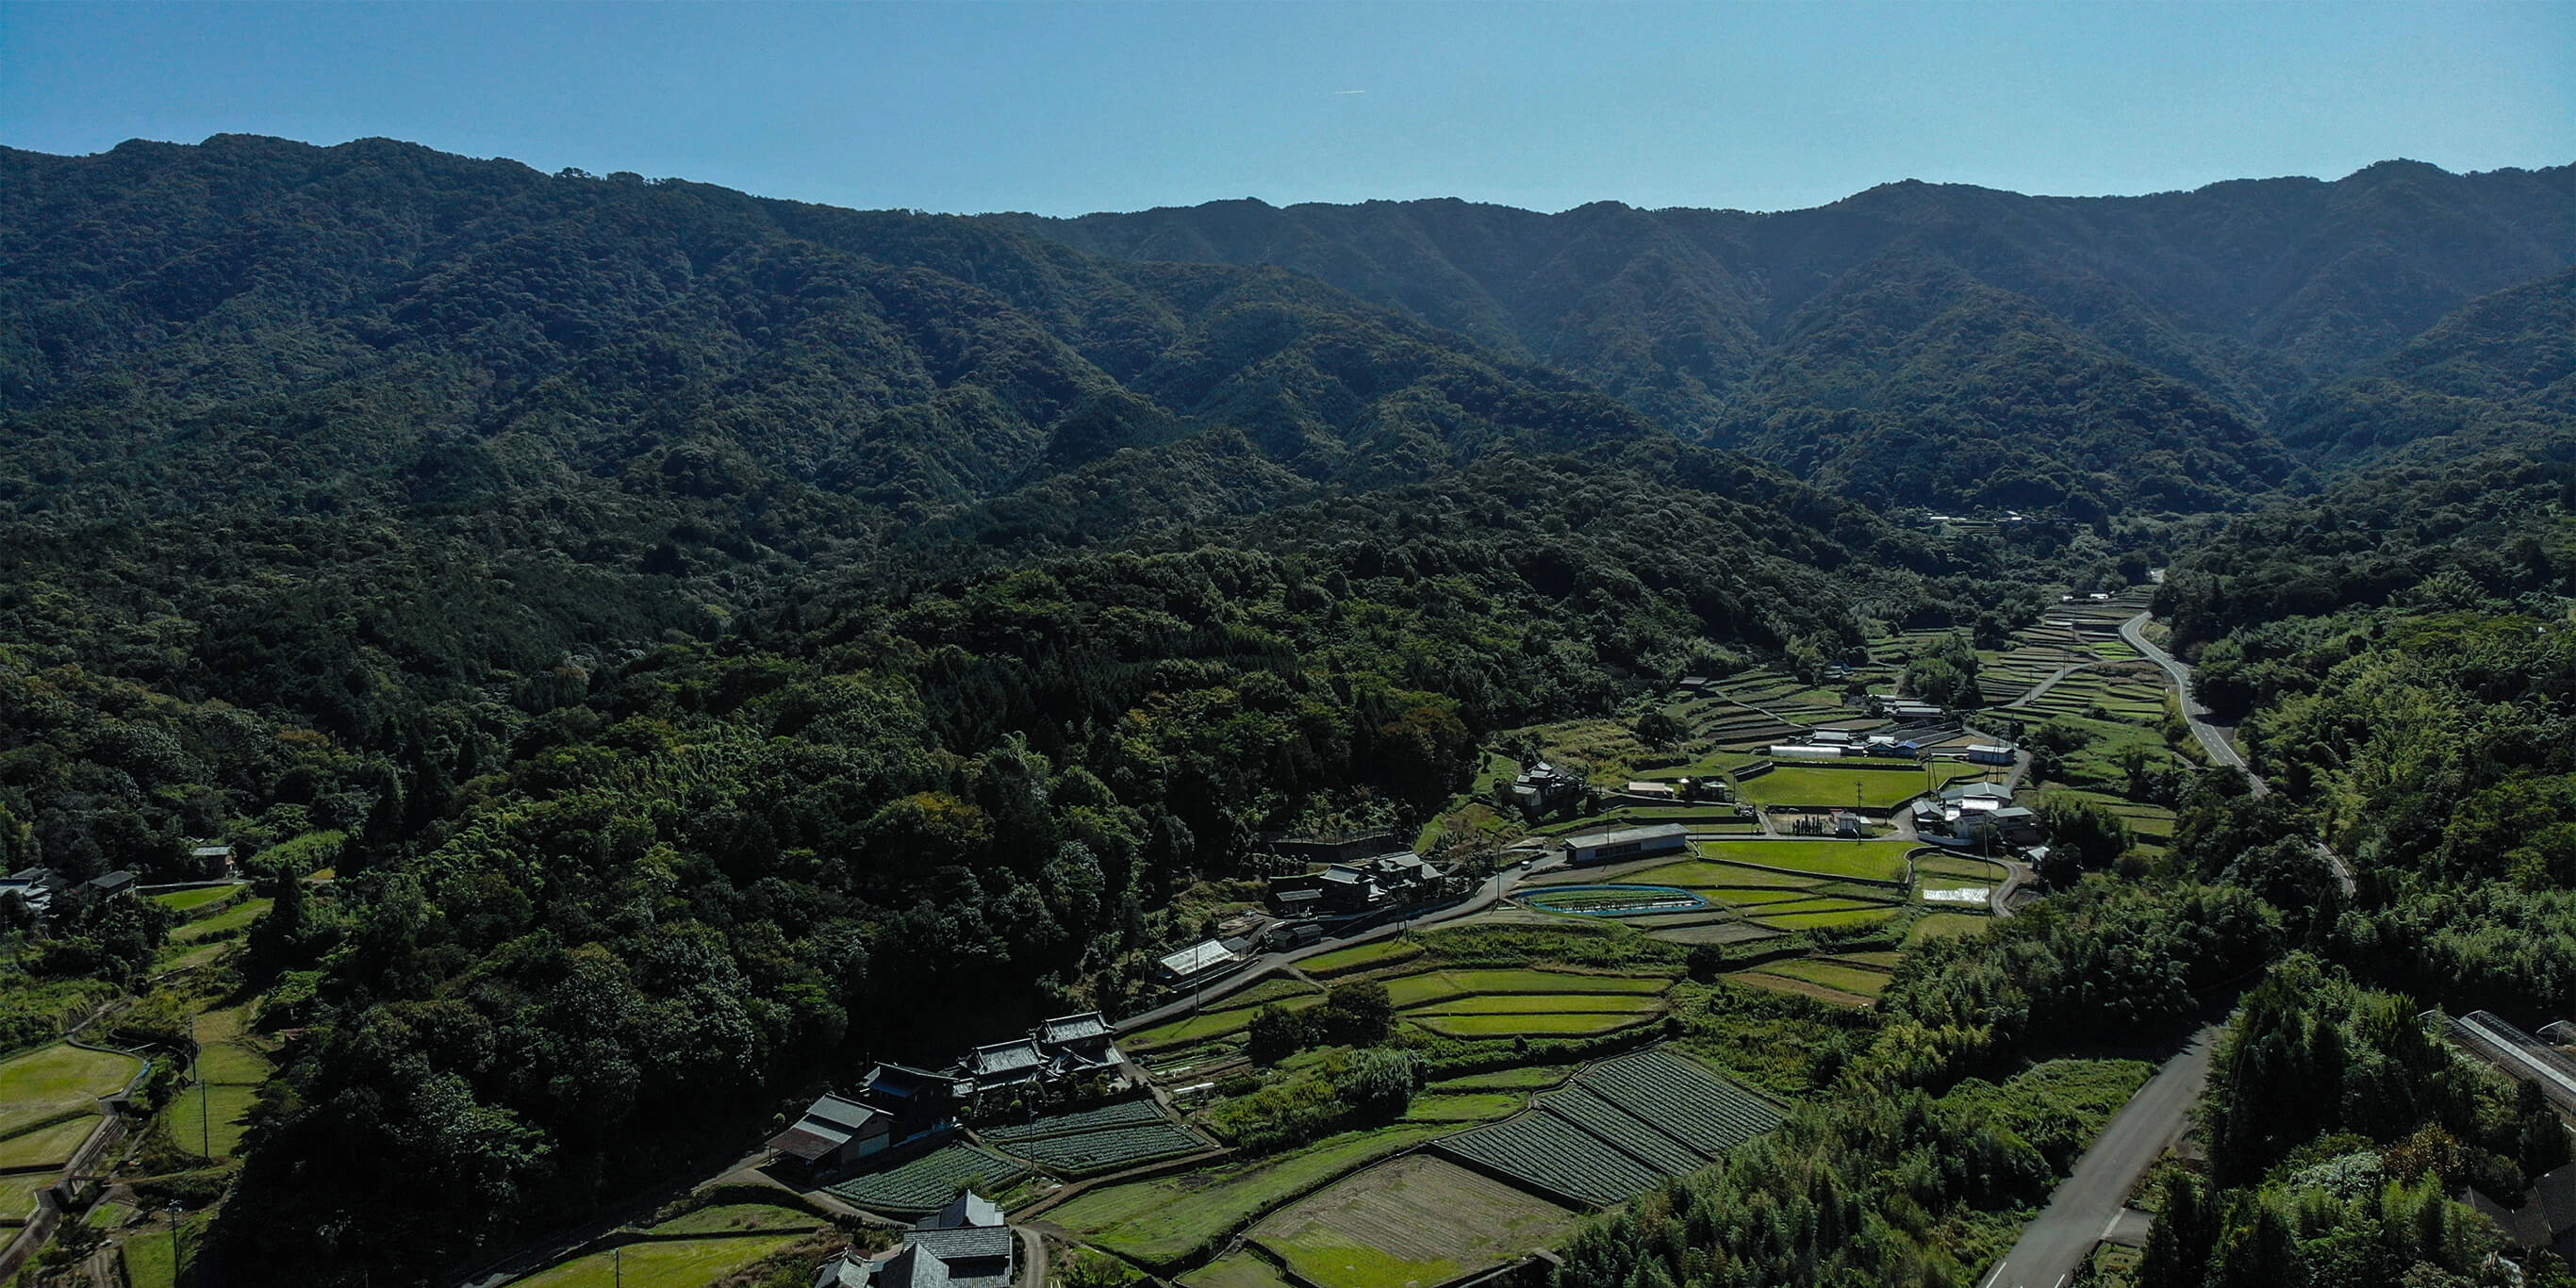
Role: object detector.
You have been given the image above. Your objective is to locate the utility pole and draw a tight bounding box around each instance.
[200,1065,211,1159]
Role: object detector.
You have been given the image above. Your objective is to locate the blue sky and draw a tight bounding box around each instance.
[2,2,2568,216]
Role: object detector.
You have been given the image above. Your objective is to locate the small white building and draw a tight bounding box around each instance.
[1621,780,1678,800]
[1768,744,1845,759]
[1156,938,1242,985]
[1965,743,2017,767]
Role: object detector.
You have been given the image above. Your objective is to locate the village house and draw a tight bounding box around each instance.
[188,844,239,879]
[0,867,67,922]
[816,1192,1016,1288]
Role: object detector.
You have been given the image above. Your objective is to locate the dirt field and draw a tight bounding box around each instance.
[1250,1154,1577,1288]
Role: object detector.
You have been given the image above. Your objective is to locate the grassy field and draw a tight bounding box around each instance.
[1907,913,1992,942]
[166,1082,260,1160]
[2,1171,52,1222]
[0,1044,141,1137]
[647,1202,825,1236]
[1694,839,1912,883]
[511,1234,806,1288]
[1755,906,1900,932]
[1130,993,1324,1050]
[1181,1250,1301,1288]
[1409,993,1662,1016]
[151,885,242,914]
[1049,1124,1448,1271]
[1383,968,1671,1009]
[1427,1065,1571,1092]
[1299,939,1424,977]
[168,898,272,943]
[1412,1012,1658,1039]
[1250,1155,1579,1288]
[1403,1093,1528,1123]
[1749,959,1894,998]
[1732,763,1984,808]
[0,1113,97,1169]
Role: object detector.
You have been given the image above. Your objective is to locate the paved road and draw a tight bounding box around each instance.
[1115,850,1563,1034]
[2004,658,2101,710]
[2117,613,2255,785]
[1982,1024,2221,1288]
[2117,612,2353,896]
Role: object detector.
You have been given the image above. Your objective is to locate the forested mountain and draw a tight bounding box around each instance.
[2271,268,2576,466]
[1006,161,2574,510]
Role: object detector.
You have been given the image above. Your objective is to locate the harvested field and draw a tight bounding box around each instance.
[1755,905,1899,931]
[1411,994,1663,1016]
[1381,968,1671,1009]
[1728,972,1874,1006]
[1749,959,1892,998]
[1412,1012,1657,1039]
[1250,1155,1578,1288]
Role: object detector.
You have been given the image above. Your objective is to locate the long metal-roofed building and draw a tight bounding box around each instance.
[1564,822,1691,867]
[2437,1009,2576,1114]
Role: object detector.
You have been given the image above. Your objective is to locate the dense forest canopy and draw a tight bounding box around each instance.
[1,135,2572,1286]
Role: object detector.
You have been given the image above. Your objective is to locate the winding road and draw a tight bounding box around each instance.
[2117,613,2256,787]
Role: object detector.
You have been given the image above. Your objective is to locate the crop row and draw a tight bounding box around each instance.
[825,1143,1028,1215]
[1577,1049,1784,1157]
[1436,1108,1664,1208]
[982,1098,1173,1142]
[999,1120,1208,1176]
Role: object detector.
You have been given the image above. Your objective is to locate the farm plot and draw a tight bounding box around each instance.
[1741,958,1894,999]
[0,1044,141,1138]
[1755,905,1900,932]
[1436,1107,1663,1208]
[998,1120,1207,1176]
[825,1143,1027,1215]
[1249,1154,1579,1288]
[168,898,271,943]
[1435,1048,1783,1208]
[512,1234,807,1288]
[0,1114,97,1170]
[1181,1250,1300,1288]
[151,885,242,915]
[1693,839,1912,883]
[1412,1012,1657,1039]
[1129,992,1324,1051]
[1299,939,1424,977]
[1049,1125,1447,1272]
[1381,968,1671,1010]
[983,1098,1170,1142]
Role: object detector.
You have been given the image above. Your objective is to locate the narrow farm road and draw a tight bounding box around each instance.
[2003,658,2099,709]
[1981,1023,2221,1288]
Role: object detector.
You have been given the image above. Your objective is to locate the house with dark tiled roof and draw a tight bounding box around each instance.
[2470,1162,2576,1262]
[815,1191,1015,1288]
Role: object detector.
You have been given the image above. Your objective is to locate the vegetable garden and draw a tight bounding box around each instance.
[1432,1049,1783,1208]
[825,1143,1028,1215]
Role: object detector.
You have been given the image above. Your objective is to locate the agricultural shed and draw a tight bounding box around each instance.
[1565,823,1690,867]
[768,1092,891,1169]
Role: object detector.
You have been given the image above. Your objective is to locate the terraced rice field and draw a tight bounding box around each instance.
[1402,1092,1527,1122]
[1129,991,1324,1050]
[1907,913,1993,942]
[1181,1250,1300,1288]
[1412,1012,1659,1039]
[825,1143,1028,1215]
[1742,958,1894,999]
[512,1234,808,1288]
[0,1044,141,1138]
[1382,968,1672,1009]
[1249,1154,1579,1288]
[151,884,243,915]
[1299,939,1425,977]
[1693,839,1913,883]
[1434,1049,1783,1208]
[1754,905,1900,932]
[0,1114,97,1170]
[168,897,272,943]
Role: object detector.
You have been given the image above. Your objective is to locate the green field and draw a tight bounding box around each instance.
[0,1113,97,1169]
[1693,839,1912,883]
[1751,959,1894,998]
[168,898,272,943]
[1907,913,1992,942]
[1382,968,1670,1009]
[166,1082,260,1160]
[0,1044,141,1137]
[1130,993,1323,1049]
[1731,763,1983,808]
[1411,993,1663,1016]
[1403,1092,1528,1122]
[1427,1065,1571,1092]
[1412,1012,1658,1039]
[1756,906,1901,932]
[647,1202,824,1236]
[1299,939,1424,976]
[1181,1250,1300,1288]
[1049,1124,1447,1271]
[151,884,242,914]
[512,1234,805,1288]
[1250,1155,1579,1288]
